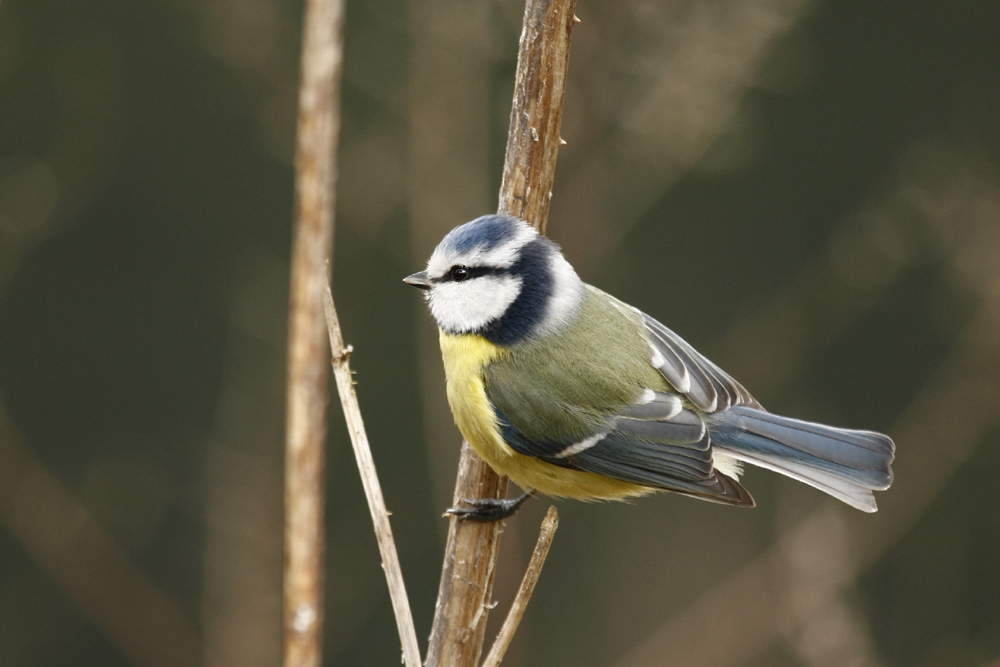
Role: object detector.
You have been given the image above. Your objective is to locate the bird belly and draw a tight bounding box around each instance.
[439,331,651,500]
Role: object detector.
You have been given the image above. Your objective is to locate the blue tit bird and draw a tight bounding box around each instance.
[405,214,894,521]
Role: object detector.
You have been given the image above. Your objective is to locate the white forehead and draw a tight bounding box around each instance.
[426,216,538,277]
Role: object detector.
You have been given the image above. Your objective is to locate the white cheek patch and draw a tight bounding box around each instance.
[428,275,523,333]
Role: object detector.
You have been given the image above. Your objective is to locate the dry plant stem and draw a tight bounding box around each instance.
[499,0,578,229]
[425,443,510,667]
[425,0,577,665]
[283,0,345,664]
[481,507,560,667]
[322,285,423,667]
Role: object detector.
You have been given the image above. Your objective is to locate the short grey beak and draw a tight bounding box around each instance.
[403,271,432,290]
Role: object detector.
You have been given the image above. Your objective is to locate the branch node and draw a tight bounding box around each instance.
[292,604,318,635]
[333,344,354,362]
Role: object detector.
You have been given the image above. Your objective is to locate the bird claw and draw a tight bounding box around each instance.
[445,491,535,522]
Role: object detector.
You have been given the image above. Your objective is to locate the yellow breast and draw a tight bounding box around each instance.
[438,331,515,463]
[438,330,651,500]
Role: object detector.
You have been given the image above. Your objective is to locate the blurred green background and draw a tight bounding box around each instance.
[1,0,999,665]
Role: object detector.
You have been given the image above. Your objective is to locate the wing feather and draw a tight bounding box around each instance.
[491,400,754,507]
[640,311,761,412]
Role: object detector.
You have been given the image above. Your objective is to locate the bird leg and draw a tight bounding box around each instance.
[445,490,537,522]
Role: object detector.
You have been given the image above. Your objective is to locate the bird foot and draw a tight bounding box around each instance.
[445,491,536,522]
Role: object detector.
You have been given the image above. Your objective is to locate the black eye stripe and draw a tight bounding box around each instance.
[440,265,508,282]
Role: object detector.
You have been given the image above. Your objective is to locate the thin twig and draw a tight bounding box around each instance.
[283,0,345,664]
[425,0,577,665]
[481,507,560,667]
[322,284,422,667]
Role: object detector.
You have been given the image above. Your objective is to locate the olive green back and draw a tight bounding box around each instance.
[483,286,669,443]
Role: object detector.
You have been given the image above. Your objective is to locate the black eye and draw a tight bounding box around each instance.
[450,266,470,282]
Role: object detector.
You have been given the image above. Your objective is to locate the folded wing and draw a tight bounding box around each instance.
[489,388,755,507]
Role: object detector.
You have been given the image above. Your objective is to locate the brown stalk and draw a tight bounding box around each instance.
[424,0,577,665]
[283,0,345,664]
[322,285,423,667]
[497,0,578,227]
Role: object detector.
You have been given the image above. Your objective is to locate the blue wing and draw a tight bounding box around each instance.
[488,388,755,507]
[638,308,762,412]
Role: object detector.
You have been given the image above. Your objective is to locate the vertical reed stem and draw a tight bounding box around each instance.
[425,1,577,664]
[283,0,345,664]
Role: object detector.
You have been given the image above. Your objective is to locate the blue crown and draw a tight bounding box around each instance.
[441,215,528,254]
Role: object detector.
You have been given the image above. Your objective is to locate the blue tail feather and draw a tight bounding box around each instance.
[707,406,895,512]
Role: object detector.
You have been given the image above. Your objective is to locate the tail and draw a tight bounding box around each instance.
[706,406,895,512]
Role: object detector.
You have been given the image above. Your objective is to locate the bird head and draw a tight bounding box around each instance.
[405,215,584,345]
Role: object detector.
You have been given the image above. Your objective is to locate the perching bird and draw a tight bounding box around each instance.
[405,214,894,521]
